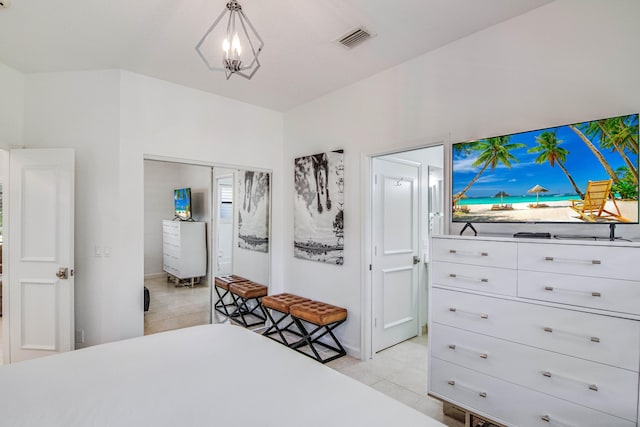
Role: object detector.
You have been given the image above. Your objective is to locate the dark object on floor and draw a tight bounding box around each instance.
[144,286,150,312]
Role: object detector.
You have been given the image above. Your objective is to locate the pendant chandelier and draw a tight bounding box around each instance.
[196,0,264,80]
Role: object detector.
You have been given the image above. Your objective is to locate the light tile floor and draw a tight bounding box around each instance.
[327,335,464,427]
[144,276,211,335]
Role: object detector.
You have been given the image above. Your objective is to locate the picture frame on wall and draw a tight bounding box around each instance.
[294,149,344,265]
[237,170,270,253]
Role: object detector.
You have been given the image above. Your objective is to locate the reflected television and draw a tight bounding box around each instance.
[452,113,639,224]
[174,188,192,220]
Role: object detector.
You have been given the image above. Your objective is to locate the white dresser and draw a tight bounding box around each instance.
[429,235,640,427]
[162,220,206,281]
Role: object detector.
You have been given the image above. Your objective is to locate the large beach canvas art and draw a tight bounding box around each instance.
[452,113,639,223]
[237,170,270,252]
[294,150,344,265]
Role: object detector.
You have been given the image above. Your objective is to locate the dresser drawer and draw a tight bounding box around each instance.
[518,242,640,281]
[431,324,638,421]
[430,358,635,427]
[431,288,640,371]
[431,261,516,296]
[431,238,517,268]
[518,271,640,315]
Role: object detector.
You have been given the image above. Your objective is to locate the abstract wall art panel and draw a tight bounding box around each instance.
[294,150,344,265]
[237,170,270,252]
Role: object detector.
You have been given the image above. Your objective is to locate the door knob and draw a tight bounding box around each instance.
[413,256,421,265]
[56,267,69,280]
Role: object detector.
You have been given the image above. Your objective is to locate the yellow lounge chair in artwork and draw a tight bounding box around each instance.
[570,179,631,222]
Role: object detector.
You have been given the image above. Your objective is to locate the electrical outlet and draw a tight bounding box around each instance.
[75,329,85,344]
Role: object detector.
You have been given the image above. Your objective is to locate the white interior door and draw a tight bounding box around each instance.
[9,148,75,362]
[372,157,419,353]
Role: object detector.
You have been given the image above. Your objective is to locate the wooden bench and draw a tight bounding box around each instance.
[289,300,347,363]
[228,281,268,328]
[214,275,250,317]
[261,293,311,346]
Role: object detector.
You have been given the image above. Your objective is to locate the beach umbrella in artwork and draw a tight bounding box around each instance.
[528,184,549,206]
[493,191,509,204]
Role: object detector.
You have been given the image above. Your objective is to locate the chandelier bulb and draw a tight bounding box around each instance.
[232,33,242,58]
[222,38,230,58]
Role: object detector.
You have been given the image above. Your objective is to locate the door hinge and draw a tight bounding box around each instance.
[369,264,372,271]
[374,318,377,328]
[374,174,378,185]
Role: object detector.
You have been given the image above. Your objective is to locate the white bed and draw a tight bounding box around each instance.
[0,324,445,426]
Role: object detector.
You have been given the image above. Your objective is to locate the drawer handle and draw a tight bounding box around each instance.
[448,344,488,359]
[544,256,601,265]
[449,249,489,257]
[541,371,599,392]
[447,380,487,398]
[541,414,576,426]
[544,286,602,297]
[449,273,489,283]
[449,307,489,319]
[543,326,600,344]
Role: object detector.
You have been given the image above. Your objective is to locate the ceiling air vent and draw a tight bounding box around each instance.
[337,27,373,49]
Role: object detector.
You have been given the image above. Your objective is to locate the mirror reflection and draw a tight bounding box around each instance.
[143,160,271,335]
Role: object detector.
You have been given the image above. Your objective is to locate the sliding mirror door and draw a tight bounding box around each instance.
[212,167,271,324]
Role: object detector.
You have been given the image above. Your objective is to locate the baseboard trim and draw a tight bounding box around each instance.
[144,272,166,280]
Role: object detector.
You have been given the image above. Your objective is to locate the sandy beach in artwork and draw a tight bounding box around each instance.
[454,200,638,223]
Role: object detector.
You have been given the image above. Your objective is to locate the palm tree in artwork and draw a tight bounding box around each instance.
[568,124,619,183]
[455,136,526,199]
[528,131,585,199]
[584,117,638,184]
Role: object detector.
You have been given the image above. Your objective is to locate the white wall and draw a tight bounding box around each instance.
[144,160,212,277]
[118,71,284,339]
[22,69,283,346]
[283,0,640,357]
[0,63,24,148]
[23,70,122,347]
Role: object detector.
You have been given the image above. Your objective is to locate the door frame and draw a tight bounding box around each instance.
[1,148,9,362]
[360,139,449,360]
[214,173,235,277]
[142,154,273,328]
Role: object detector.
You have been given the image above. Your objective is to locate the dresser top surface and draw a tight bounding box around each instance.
[432,234,640,248]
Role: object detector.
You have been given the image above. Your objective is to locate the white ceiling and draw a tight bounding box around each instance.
[0,0,553,111]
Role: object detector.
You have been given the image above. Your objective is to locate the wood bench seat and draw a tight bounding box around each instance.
[261,293,311,346]
[289,300,347,363]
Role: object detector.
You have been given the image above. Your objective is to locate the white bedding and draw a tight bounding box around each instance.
[0,324,445,426]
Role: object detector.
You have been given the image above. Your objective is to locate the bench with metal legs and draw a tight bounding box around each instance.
[289,300,348,364]
[228,281,268,328]
[261,293,311,346]
[213,275,249,318]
